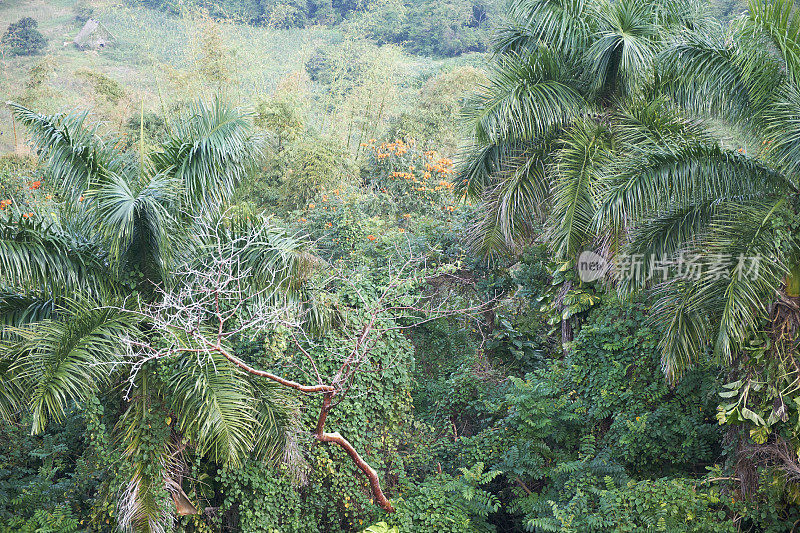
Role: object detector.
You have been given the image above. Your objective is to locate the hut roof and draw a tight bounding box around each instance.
[73,19,115,50]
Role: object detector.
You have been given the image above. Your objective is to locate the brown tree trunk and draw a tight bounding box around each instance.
[214,346,395,513]
[314,392,395,513]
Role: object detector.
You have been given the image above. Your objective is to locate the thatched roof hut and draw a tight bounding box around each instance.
[73,19,115,51]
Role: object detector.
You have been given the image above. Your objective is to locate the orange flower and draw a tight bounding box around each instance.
[326,222,333,228]
[309,203,315,209]
[367,235,376,241]
[79,196,84,202]
[29,180,41,190]
[398,228,405,233]
[45,194,53,200]
[299,217,307,222]
[402,213,411,219]
[322,195,328,202]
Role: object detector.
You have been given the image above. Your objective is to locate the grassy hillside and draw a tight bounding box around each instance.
[0,0,485,153]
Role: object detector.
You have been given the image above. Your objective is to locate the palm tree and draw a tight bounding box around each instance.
[459,0,799,384]
[457,0,703,260]
[457,0,706,346]
[594,0,800,383]
[0,100,316,532]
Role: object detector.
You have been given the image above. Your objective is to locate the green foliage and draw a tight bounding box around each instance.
[75,70,126,104]
[389,463,500,532]
[546,477,735,533]
[73,1,94,23]
[279,134,355,210]
[362,139,456,216]
[217,316,418,531]
[568,297,721,477]
[128,0,498,56]
[390,66,487,155]
[2,17,47,56]
[360,522,398,533]
[354,0,497,57]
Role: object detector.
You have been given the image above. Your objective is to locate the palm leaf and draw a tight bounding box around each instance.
[0,212,111,299]
[151,98,257,212]
[547,119,612,259]
[169,349,258,467]
[9,103,123,201]
[463,48,586,146]
[7,300,137,434]
[92,172,178,286]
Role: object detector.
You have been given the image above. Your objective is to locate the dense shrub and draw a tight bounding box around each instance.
[1,17,47,56]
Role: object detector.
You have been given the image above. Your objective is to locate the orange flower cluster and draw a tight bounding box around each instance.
[326,222,333,228]
[375,139,413,159]
[368,139,458,215]
[391,171,414,180]
[367,234,377,241]
[29,180,42,190]
[424,159,454,175]
[22,212,34,218]
[0,199,12,208]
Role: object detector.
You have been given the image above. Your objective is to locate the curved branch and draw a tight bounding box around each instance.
[217,345,334,394]
[314,392,394,513]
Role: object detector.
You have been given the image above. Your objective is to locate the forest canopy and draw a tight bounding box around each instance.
[0,0,798,532]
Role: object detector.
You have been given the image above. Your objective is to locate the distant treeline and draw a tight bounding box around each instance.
[129,0,498,56]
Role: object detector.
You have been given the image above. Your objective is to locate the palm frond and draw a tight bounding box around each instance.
[745,0,800,86]
[0,351,24,421]
[548,119,612,259]
[250,379,300,466]
[463,48,586,146]
[761,82,800,181]
[0,212,111,299]
[9,103,123,201]
[455,141,510,200]
[92,172,178,286]
[468,151,551,258]
[595,143,787,232]
[494,0,592,57]
[151,98,257,212]
[6,300,137,434]
[651,278,710,383]
[169,350,258,467]
[651,199,787,382]
[699,199,788,364]
[612,96,709,153]
[660,28,783,122]
[586,0,659,99]
[0,292,56,329]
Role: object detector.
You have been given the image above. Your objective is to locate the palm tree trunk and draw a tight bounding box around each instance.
[561,317,573,353]
[786,261,800,298]
[561,280,573,354]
